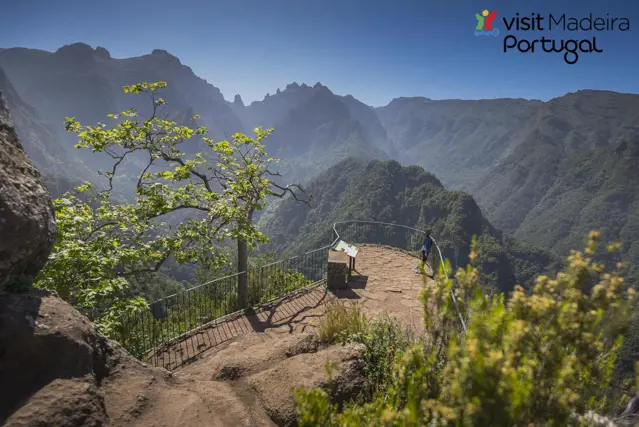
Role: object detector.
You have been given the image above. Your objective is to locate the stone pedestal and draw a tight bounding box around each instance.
[327,250,349,290]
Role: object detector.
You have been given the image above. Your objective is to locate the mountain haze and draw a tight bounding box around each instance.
[378,90,639,280]
[233,82,392,181]
[0,44,391,187]
[0,67,91,197]
[2,42,638,281]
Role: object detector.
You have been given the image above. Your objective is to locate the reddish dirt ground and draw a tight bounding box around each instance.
[4,246,434,427]
[152,245,432,370]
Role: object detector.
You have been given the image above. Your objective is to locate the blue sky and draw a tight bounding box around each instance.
[1,0,637,106]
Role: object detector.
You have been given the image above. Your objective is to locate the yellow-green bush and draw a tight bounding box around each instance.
[296,231,635,426]
[317,301,368,343]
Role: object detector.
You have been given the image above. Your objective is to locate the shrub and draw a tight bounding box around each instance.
[343,315,415,397]
[296,231,635,426]
[317,301,368,343]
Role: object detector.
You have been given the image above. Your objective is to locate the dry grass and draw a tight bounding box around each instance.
[317,301,368,343]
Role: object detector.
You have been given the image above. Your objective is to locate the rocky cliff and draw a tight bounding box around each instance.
[0,88,55,291]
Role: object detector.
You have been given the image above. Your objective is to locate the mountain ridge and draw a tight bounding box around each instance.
[2,43,638,281]
[0,66,92,197]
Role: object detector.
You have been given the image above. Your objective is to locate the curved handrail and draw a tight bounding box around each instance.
[434,239,467,331]
[331,220,467,332]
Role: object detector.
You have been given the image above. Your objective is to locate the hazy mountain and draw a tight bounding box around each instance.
[233,82,392,181]
[0,44,392,187]
[376,96,543,189]
[259,158,559,292]
[3,43,638,281]
[0,44,244,176]
[0,67,91,197]
[378,90,639,281]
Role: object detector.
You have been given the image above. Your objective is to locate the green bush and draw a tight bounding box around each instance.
[296,231,635,426]
[344,315,415,397]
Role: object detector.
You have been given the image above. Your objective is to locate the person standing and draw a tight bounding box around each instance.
[415,229,434,274]
[421,229,433,263]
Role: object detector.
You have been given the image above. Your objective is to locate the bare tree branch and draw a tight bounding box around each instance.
[137,151,155,189]
[270,182,312,205]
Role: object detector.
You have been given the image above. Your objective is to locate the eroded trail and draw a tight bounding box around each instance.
[107,246,432,427]
[154,246,431,370]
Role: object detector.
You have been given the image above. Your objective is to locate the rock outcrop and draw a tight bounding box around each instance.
[0,291,366,426]
[233,94,245,108]
[0,90,55,292]
[0,290,183,426]
[1,291,109,424]
[247,343,366,427]
[178,331,366,427]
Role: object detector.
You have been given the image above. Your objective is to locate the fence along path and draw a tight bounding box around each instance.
[115,220,459,369]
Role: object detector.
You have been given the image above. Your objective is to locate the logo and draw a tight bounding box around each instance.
[501,13,629,64]
[475,9,500,36]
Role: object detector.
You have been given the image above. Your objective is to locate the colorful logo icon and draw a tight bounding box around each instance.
[475,9,500,36]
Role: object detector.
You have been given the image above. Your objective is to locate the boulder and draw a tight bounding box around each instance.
[4,379,107,427]
[247,343,366,427]
[0,91,55,291]
[181,332,321,381]
[0,291,114,423]
[0,290,278,426]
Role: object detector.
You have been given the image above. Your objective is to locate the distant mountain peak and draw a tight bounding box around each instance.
[55,42,94,55]
[233,94,244,107]
[151,48,171,55]
[285,82,300,90]
[310,82,333,96]
[390,96,432,103]
[53,43,111,62]
[150,49,182,65]
[95,46,110,59]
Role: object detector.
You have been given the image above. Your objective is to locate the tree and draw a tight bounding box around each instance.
[34,188,150,335]
[213,129,310,307]
[34,81,310,334]
[62,81,309,309]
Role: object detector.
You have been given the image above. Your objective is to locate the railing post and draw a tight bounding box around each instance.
[237,238,249,309]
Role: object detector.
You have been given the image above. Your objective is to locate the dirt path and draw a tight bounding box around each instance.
[152,246,431,370]
[99,246,434,427]
[252,245,430,335]
[343,245,429,332]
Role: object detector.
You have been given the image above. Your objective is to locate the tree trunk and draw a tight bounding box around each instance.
[237,209,254,310]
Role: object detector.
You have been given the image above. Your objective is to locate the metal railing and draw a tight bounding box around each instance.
[114,245,330,362]
[115,220,465,366]
[332,220,438,261]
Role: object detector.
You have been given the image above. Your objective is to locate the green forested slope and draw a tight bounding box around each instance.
[260,158,559,292]
[378,90,639,282]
